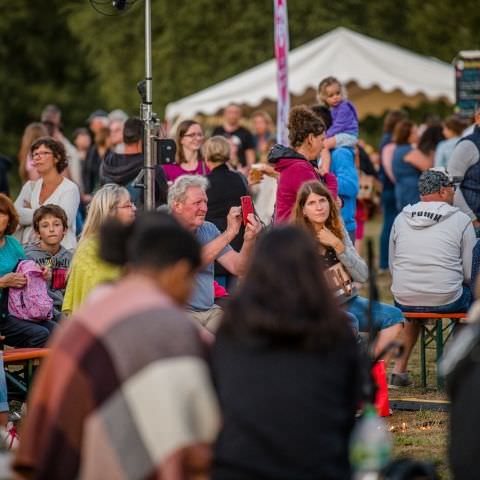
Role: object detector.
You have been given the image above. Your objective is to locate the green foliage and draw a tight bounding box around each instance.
[2,0,480,167]
[0,0,102,160]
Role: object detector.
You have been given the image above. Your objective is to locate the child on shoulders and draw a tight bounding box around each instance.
[25,205,72,321]
[317,76,359,172]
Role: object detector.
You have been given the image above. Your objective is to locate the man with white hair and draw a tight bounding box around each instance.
[169,175,261,332]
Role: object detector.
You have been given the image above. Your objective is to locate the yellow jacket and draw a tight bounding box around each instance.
[62,236,121,315]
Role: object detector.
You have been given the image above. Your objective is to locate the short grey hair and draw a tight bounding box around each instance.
[167,175,209,208]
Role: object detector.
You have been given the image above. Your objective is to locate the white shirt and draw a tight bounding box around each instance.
[14,177,80,251]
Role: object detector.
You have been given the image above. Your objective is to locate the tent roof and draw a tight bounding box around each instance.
[165,27,454,120]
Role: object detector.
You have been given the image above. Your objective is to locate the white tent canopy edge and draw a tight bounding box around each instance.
[165,27,454,121]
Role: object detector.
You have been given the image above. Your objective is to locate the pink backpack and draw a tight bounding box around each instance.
[8,260,53,322]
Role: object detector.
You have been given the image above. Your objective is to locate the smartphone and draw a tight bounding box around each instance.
[240,196,254,226]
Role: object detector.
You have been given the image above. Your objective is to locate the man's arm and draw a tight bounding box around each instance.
[448,141,479,220]
[201,230,235,268]
[460,222,476,284]
[201,208,242,268]
[217,214,261,276]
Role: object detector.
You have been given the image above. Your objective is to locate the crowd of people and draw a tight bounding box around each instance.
[0,76,477,478]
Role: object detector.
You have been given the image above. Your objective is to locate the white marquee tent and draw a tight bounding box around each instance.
[165,27,454,121]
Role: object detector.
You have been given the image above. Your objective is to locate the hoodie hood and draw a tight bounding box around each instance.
[267,144,306,164]
[267,144,309,172]
[401,201,459,229]
[101,151,144,184]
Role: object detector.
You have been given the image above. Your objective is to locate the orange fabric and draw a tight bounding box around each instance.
[403,312,467,319]
[3,348,50,363]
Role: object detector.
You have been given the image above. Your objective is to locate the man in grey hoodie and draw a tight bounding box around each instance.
[388,169,477,386]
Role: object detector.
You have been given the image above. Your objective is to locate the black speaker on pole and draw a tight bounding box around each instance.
[113,0,127,10]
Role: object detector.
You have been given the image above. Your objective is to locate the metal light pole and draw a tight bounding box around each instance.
[142,0,155,210]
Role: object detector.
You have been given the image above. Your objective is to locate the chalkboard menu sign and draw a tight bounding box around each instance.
[455,51,480,119]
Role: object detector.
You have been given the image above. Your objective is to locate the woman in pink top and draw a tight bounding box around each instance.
[163,120,209,182]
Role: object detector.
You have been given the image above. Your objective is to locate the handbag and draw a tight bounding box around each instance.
[324,262,353,297]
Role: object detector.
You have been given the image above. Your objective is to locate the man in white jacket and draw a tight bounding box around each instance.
[388,169,477,387]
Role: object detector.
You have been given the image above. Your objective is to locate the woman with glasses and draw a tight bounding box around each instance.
[14,137,80,249]
[62,184,135,315]
[163,120,209,183]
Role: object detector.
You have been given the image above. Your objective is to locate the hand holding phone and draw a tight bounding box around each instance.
[240,196,254,226]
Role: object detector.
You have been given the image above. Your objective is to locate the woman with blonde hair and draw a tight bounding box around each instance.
[62,184,135,314]
[204,136,248,288]
[18,123,48,183]
[291,180,403,362]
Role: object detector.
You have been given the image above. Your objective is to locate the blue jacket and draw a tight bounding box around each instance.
[330,147,359,233]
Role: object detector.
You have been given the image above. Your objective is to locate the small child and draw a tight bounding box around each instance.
[25,205,72,321]
[317,76,359,172]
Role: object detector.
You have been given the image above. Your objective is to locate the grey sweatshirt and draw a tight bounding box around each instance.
[24,243,72,320]
[389,201,476,307]
[337,226,368,283]
[448,138,479,220]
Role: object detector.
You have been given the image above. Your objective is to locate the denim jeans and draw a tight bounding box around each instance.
[0,354,7,413]
[379,188,398,270]
[395,285,473,314]
[346,295,404,333]
[0,314,57,348]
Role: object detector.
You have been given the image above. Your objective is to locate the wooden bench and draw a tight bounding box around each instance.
[3,348,50,401]
[403,312,467,390]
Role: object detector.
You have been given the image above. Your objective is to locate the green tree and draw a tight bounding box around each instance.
[0,0,102,164]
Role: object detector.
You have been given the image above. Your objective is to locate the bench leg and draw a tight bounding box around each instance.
[436,319,444,390]
[420,325,427,389]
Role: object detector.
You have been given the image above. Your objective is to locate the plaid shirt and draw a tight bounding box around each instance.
[13,276,219,480]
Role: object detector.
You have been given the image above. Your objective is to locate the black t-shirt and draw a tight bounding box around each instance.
[212,126,255,167]
[206,164,248,276]
[212,329,361,480]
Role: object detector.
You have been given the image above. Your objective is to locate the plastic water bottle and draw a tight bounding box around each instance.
[350,404,392,480]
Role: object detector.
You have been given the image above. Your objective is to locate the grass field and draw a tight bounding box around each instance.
[362,217,450,479]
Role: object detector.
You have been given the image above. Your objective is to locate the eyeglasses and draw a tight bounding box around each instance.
[32,151,53,159]
[117,202,136,210]
[183,133,204,138]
